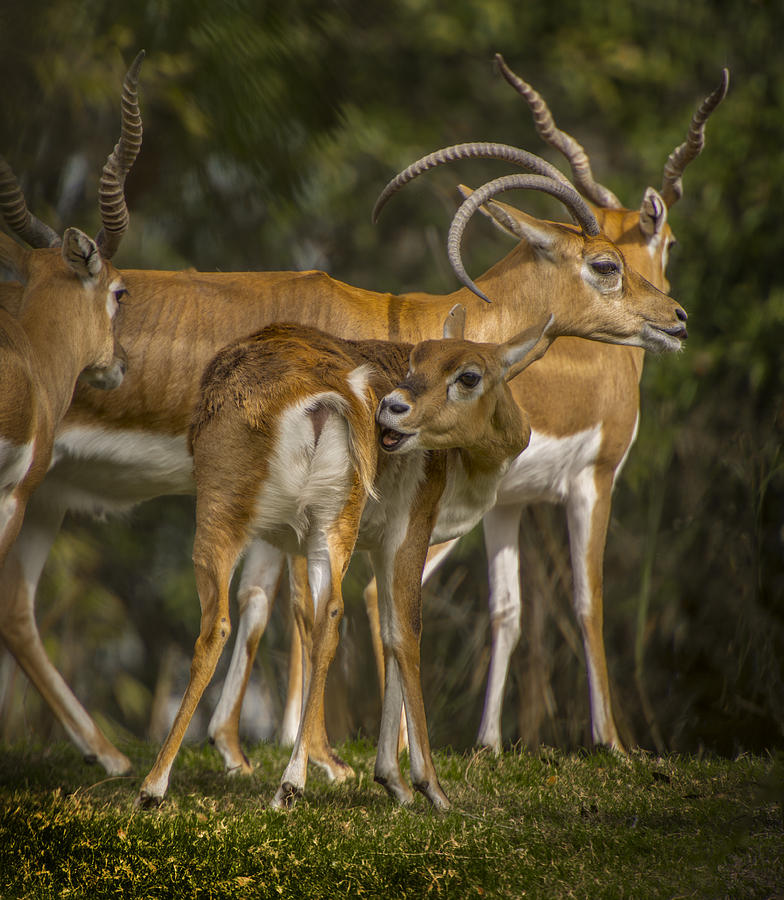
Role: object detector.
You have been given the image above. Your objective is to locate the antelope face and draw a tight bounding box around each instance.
[377,339,512,455]
[575,233,688,353]
[77,269,128,390]
[59,229,128,390]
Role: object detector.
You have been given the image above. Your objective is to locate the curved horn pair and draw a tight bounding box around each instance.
[0,51,144,257]
[448,174,600,303]
[373,143,600,304]
[495,53,728,211]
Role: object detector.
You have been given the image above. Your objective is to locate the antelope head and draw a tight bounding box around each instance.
[377,306,553,459]
[0,50,144,389]
[373,59,729,355]
[491,54,730,290]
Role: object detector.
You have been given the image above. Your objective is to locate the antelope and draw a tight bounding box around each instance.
[137,307,553,809]
[353,57,730,754]
[0,55,687,781]
[212,58,728,768]
[0,53,144,594]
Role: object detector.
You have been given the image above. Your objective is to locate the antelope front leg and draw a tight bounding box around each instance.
[365,540,457,757]
[477,503,524,751]
[137,551,235,807]
[207,539,286,774]
[566,466,624,751]
[363,574,408,758]
[371,545,450,811]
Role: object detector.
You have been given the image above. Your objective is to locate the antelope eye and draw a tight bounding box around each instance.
[590,259,620,276]
[457,372,481,389]
[113,287,128,302]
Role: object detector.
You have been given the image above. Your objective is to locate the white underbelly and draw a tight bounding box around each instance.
[47,425,194,514]
[495,425,603,506]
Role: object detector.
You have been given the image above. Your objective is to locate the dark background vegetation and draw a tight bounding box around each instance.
[0,0,781,759]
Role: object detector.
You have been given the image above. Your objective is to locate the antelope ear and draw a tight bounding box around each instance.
[639,187,668,240]
[62,227,103,279]
[442,303,466,339]
[0,231,29,283]
[500,314,555,381]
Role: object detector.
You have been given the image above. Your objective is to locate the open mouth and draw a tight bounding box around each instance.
[659,324,688,340]
[379,428,413,452]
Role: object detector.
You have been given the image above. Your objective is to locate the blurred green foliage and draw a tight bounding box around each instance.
[0,0,781,755]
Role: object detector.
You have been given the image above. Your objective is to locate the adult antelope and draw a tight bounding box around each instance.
[0,53,143,595]
[354,56,730,754]
[138,308,552,809]
[0,55,686,780]
[211,58,728,765]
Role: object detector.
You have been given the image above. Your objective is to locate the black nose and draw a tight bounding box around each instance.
[381,397,410,415]
[676,307,688,322]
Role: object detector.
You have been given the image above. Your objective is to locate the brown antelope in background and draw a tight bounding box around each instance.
[138,307,552,809]
[0,53,144,606]
[353,56,730,754]
[0,55,687,780]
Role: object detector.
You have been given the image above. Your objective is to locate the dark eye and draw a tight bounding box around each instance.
[590,259,620,276]
[457,372,481,389]
[113,287,128,303]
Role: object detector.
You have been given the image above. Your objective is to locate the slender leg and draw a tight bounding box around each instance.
[271,492,362,809]
[364,539,457,698]
[0,490,132,775]
[279,556,306,746]
[372,542,449,810]
[364,539,457,754]
[137,528,243,807]
[566,466,624,750]
[374,647,412,804]
[477,504,524,751]
[371,463,450,811]
[285,555,353,782]
[362,577,385,699]
[207,538,285,773]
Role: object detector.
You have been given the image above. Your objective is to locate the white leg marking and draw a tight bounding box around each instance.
[477,504,523,751]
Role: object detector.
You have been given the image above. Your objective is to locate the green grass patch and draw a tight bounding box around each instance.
[0,740,781,898]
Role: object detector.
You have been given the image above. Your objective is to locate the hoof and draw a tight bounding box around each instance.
[225,750,253,777]
[270,781,303,811]
[135,790,165,810]
[374,773,414,806]
[312,751,355,784]
[85,752,133,776]
[414,779,451,811]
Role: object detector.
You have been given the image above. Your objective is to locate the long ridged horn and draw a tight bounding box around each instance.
[0,156,62,248]
[372,142,571,223]
[495,53,622,210]
[660,68,729,208]
[448,173,601,303]
[96,50,145,259]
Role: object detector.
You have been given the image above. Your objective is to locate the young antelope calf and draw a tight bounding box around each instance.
[137,308,553,809]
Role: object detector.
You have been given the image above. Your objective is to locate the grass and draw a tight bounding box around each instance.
[0,739,781,899]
